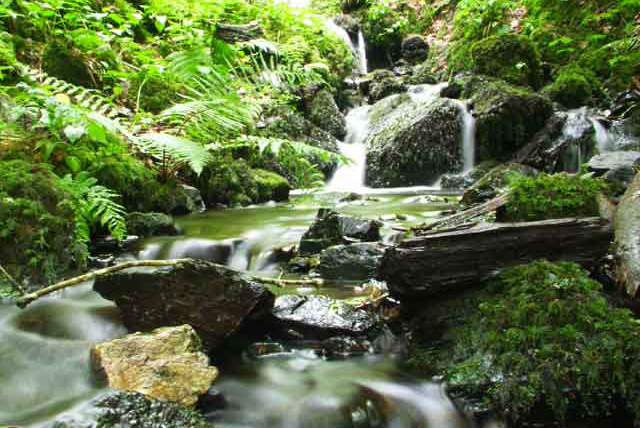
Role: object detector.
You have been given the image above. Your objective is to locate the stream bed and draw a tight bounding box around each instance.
[0,191,464,427]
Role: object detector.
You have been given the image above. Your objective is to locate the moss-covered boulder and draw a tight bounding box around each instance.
[408,260,640,424]
[448,74,553,163]
[500,172,608,222]
[401,34,429,64]
[365,97,462,187]
[541,66,603,109]
[194,158,290,207]
[90,325,217,407]
[369,76,408,103]
[126,212,179,237]
[43,41,96,88]
[253,168,290,203]
[470,34,542,89]
[0,160,79,288]
[307,89,346,140]
[125,70,183,114]
[461,163,539,206]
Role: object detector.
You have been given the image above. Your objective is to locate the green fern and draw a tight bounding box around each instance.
[59,173,127,241]
[137,132,213,177]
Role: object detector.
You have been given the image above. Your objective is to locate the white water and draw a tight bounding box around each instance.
[451,100,476,172]
[591,117,613,152]
[326,105,371,192]
[357,30,368,75]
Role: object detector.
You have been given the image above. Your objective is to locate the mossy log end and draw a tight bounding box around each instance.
[380,217,613,301]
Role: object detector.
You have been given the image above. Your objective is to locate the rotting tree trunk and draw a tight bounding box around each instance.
[215,22,264,42]
[379,217,613,300]
[614,172,640,299]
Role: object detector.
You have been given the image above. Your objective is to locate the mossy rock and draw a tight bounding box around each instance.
[500,172,608,222]
[541,66,603,109]
[42,41,97,88]
[307,89,346,140]
[0,160,79,287]
[252,168,291,203]
[579,47,640,94]
[126,212,179,237]
[471,34,542,89]
[411,260,640,424]
[448,74,553,163]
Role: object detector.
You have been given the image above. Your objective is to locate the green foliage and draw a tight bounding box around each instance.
[504,173,608,222]
[470,34,542,88]
[126,68,183,114]
[0,160,79,285]
[541,66,603,108]
[58,172,127,243]
[455,260,640,423]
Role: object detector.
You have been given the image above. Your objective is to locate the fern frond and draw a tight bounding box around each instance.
[137,132,213,175]
[241,38,281,56]
[167,47,214,82]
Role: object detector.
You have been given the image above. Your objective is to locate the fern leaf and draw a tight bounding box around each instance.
[137,132,213,176]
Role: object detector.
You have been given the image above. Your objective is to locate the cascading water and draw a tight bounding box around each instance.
[326,105,372,192]
[451,100,476,172]
[357,30,368,75]
[591,117,613,152]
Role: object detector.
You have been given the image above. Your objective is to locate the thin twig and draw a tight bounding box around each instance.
[0,263,25,295]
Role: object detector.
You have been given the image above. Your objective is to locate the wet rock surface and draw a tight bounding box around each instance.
[317,242,385,281]
[93,259,275,350]
[365,97,463,187]
[90,325,217,407]
[515,111,596,173]
[53,390,214,428]
[298,208,382,255]
[271,295,376,337]
[461,163,539,206]
[588,151,640,175]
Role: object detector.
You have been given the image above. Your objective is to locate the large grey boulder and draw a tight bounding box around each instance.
[365,97,463,187]
[90,325,217,407]
[588,151,640,175]
[614,171,640,299]
[93,259,275,350]
[299,208,382,255]
[317,242,385,281]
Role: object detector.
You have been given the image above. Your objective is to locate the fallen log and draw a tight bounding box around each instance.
[379,217,613,300]
[614,171,640,299]
[16,259,323,308]
[215,22,264,42]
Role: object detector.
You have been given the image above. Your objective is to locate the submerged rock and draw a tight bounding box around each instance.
[272,295,376,337]
[365,97,462,187]
[308,89,347,140]
[317,243,385,281]
[126,212,179,237]
[93,259,275,350]
[299,208,382,255]
[90,325,217,407]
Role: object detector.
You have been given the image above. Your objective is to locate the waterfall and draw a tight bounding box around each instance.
[326,105,371,191]
[357,30,368,75]
[450,100,476,172]
[590,118,612,152]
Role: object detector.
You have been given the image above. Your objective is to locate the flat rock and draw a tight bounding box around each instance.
[588,151,640,174]
[317,243,385,281]
[90,325,217,407]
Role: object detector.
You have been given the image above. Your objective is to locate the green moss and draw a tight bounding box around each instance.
[541,66,603,108]
[470,34,542,89]
[0,33,19,84]
[502,172,608,222]
[252,168,291,203]
[578,47,640,94]
[0,160,80,287]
